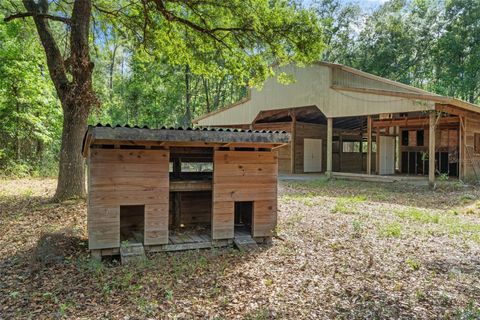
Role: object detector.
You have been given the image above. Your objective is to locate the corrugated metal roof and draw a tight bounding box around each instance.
[92,123,288,134]
[82,124,290,156]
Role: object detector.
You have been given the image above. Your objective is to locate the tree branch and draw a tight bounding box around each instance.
[150,0,237,49]
[4,11,71,24]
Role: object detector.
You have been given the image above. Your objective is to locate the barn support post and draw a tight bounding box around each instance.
[459,116,463,180]
[326,117,333,178]
[290,110,296,174]
[375,126,381,174]
[367,116,372,175]
[396,126,401,172]
[429,112,437,187]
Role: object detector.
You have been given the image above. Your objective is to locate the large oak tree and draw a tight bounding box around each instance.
[4,0,324,201]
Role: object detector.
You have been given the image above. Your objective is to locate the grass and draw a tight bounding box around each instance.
[395,208,440,224]
[282,193,318,207]
[393,207,480,242]
[378,222,402,238]
[331,195,367,214]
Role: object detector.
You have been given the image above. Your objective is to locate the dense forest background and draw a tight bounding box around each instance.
[1,0,479,177]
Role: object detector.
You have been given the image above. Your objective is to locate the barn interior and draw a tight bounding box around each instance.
[248,105,461,178]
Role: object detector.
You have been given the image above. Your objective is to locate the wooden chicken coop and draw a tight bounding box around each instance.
[82,125,290,259]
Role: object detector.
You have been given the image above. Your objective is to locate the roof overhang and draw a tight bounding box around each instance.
[82,125,291,157]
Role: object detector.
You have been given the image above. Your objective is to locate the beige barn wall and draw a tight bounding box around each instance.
[196,64,436,126]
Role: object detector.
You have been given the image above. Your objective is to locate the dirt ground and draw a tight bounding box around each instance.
[1,177,479,319]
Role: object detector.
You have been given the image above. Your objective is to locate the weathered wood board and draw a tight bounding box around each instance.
[212,151,278,239]
[463,115,480,182]
[88,149,170,250]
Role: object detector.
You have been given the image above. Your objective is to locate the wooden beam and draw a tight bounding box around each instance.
[290,112,296,174]
[339,134,343,172]
[173,158,181,173]
[436,104,477,117]
[169,180,212,192]
[429,112,436,187]
[372,116,459,128]
[326,117,333,177]
[367,116,372,175]
[396,126,401,172]
[376,126,380,174]
[459,116,463,180]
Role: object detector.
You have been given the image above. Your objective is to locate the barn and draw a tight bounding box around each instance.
[193,62,480,185]
[82,125,289,260]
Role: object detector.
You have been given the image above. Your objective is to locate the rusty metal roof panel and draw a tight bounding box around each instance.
[82,124,290,155]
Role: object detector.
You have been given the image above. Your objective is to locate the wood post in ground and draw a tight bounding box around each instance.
[326,117,333,178]
[91,249,102,262]
[367,116,372,175]
[290,111,296,174]
[429,112,436,187]
[375,126,380,174]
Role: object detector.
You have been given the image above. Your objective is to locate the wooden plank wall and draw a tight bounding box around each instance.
[212,151,278,239]
[88,149,169,249]
[168,191,212,226]
[463,115,480,182]
[294,122,327,173]
[253,122,291,173]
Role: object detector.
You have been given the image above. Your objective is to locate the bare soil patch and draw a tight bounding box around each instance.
[1,177,479,319]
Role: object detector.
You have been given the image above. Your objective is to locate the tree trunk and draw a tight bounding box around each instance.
[54,104,89,200]
[19,0,94,201]
[184,64,192,127]
[202,76,211,113]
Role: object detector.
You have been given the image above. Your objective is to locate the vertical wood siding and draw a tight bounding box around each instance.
[463,115,480,182]
[212,151,278,239]
[88,149,170,249]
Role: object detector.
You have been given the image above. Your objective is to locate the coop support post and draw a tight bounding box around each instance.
[326,117,333,178]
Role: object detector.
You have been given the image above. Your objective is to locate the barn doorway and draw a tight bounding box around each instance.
[234,201,253,237]
[120,205,145,243]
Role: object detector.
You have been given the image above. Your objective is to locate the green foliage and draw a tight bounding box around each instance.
[2,0,480,178]
[89,0,326,127]
[0,16,62,177]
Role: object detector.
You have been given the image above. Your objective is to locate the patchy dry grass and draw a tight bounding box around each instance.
[1,177,480,319]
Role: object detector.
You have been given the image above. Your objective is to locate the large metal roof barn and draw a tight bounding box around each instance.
[194,62,480,185]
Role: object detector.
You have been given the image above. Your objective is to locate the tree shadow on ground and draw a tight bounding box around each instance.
[0,229,267,318]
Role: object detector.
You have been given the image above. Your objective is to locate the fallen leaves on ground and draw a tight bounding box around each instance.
[0,177,479,319]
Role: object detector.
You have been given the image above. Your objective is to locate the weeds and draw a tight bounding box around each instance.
[405,257,421,271]
[332,195,367,214]
[351,220,364,237]
[395,208,440,224]
[378,222,402,238]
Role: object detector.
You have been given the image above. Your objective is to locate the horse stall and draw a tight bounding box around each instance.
[82,125,290,261]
